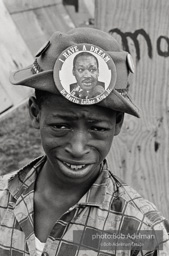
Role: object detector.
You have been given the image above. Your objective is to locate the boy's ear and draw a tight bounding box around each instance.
[28,96,40,129]
[114,112,124,136]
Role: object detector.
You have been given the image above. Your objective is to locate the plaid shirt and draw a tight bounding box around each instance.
[0,156,169,256]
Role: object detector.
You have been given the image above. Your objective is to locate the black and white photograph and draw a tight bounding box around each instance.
[0,0,169,255]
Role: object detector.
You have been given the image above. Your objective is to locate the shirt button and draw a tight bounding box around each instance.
[42,253,49,256]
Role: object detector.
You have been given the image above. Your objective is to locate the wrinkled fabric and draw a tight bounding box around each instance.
[0,156,169,256]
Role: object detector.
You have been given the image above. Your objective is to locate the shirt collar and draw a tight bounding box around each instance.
[8,156,46,200]
[77,160,118,210]
[8,156,119,210]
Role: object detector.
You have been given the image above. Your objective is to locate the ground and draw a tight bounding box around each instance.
[0,103,42,175]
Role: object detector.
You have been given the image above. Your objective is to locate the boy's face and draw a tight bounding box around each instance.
[29,94,123,186]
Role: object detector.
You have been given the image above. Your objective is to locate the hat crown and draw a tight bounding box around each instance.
[37,27,130,91]
[10,27,140,117]
[38,27,123,70]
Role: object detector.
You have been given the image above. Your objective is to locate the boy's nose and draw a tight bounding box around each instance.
[65,131,90,158]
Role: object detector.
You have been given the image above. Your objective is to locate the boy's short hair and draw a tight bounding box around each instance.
[34,89,52,108]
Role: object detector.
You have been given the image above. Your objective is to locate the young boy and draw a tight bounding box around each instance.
[0,27,168,256]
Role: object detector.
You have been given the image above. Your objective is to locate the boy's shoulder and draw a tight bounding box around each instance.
[0,170,19,191]
[109,173,165,226]
[0,156,45,192]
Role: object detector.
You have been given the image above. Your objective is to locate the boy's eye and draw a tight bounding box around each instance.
[90,126,109,132]
[51,124,70,130]
[49,123,72,137]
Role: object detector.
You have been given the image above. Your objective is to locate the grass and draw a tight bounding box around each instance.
[0,103,43,175]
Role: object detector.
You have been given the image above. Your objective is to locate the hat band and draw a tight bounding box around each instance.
[31,59,43,74]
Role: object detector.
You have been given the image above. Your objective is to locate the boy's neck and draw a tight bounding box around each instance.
[35,160,99,203]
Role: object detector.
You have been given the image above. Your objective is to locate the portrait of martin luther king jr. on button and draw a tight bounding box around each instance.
[70,51,105,99]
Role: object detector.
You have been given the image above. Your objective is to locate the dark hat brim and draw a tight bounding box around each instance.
[98,90,140,117]
[10,66,59,94]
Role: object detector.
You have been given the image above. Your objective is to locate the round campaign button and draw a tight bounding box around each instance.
[53,44,117,105]
[127,53,135,73]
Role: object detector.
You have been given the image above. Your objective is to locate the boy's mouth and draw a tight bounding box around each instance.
[63,161,87,171]
[56,158,99,180]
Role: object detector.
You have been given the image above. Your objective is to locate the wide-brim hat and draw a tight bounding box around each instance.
[10,27,140,117]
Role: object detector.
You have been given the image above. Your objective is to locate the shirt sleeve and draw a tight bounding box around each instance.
[142,219,169,256]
